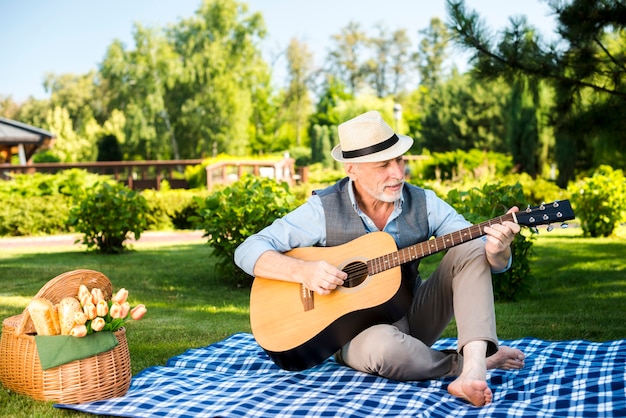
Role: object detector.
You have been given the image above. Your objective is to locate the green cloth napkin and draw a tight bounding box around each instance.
[35,332,119,370]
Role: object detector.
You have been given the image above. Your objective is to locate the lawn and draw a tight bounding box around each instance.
[1,226,625,417]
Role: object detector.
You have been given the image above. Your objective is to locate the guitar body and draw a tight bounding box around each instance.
[250,231,412,371]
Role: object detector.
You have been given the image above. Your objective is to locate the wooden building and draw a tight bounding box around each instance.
[0,117,55,165]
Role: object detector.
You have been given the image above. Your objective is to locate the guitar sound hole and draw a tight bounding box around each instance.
[342,261,368,288]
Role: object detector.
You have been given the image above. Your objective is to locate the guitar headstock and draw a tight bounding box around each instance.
[515,200,575,228]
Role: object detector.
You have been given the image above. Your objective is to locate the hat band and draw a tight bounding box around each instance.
[342,134,399,159]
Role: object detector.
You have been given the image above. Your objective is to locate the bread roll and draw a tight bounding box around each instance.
[57,297,82,335]
[27,298,61,336]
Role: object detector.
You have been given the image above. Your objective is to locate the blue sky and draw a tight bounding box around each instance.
[0,0,558,102]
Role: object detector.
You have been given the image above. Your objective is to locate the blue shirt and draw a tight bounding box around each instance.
[234,180,511,276]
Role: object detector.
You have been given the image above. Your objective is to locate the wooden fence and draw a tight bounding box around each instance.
[0,158,304,191]
[205,158,302,191]
[0,160,202,190]
[1,156,425,191]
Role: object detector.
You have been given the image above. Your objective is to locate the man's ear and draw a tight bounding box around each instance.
[345,162,358,180]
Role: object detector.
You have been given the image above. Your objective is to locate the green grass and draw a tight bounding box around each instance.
[1,227,625,417]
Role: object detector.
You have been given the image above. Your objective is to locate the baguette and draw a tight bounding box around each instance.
[27,298,61,336]
[57,297,82,335]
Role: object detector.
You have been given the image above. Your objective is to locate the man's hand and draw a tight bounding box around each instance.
[483,206,521,271]
[299,260,347,296]
[253,251,346,296]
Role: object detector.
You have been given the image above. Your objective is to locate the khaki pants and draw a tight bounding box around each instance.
[336,239,498,381]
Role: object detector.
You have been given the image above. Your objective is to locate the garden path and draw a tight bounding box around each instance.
[0,230,205,250]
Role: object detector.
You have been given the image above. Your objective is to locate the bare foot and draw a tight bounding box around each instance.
[448,376,493,406]
[486,346,525,370]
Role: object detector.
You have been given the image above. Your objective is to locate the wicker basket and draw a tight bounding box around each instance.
[0,269,132,404]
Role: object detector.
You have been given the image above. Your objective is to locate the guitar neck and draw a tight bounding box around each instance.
[368,213,516,275]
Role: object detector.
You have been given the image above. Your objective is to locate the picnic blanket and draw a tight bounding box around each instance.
[56,332,626,417]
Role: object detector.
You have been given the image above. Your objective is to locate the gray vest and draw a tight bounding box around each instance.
[314,177,429,290]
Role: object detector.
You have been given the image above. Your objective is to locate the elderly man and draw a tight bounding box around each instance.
[235,110,525,406]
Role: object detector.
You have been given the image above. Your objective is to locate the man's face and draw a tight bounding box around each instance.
[348,156,405,203]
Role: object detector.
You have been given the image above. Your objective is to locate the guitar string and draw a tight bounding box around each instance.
[342,264,369,286]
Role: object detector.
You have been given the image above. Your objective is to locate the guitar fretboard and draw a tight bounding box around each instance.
[367,213,516,275]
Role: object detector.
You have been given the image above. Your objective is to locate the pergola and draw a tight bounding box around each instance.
[0,117,55,165]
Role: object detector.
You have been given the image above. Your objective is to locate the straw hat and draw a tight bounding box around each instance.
[331,110,413,163]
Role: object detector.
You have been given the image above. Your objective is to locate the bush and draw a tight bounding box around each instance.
[568,165,626,237]
[0,194,71,236]
[0,169,102,198]
[412,149,513,182]
[193,176,297,284]
[445,182,534,302]
[505,173,570,206]
[68,182,150,254]
[0,170,105,237]
[142,188,207,230]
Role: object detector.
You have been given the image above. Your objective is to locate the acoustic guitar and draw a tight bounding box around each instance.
[250,200,575,371]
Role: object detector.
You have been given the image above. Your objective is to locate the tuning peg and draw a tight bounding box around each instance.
[561,223,569,229]
[531,227,539,234]
[526,205,532,213]
[540,203,546,210]
[547,224,554,232]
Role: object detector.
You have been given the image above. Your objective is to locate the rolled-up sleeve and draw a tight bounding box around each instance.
[234,196,326,276]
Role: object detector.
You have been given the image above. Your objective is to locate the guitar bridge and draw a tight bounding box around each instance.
[300,285,314,311]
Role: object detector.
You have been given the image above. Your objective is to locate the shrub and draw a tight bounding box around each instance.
[193,175,297,284]
[0,194,71,236]
[142,188,207,230]
[0,169,102,198]
[505,173,570,205]
[568,165,626,237]
[413,149,513,182]
[68,182,150,254]
[0,170,105,237]
[185,162,207,189]
[445,182,534,301]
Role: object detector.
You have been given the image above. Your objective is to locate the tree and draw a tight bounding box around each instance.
[447,0,626,186]
[419,72,509,153]
[416,18,450,91]
[43,72,99,131]
[45,106,96,162]
[167,0,269,157]
[309,76,352,129]
[0,95,19,119]
[99,24,182,160]
[97,134,123,162]
[327,22,369,95]
[362,25,414,98]
[284,38,314,147]
[505,76,541,176]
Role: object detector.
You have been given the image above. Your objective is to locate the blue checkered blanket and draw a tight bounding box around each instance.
[56,333,626,417]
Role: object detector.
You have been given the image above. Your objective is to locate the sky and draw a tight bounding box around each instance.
[0,0,559,103]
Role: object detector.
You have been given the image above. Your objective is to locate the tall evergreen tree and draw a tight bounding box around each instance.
[447,0,626,186]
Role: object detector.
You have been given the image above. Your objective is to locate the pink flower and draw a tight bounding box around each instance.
[130,304,147,320]
[120,302,131,319]
[78,285,91,301]
[73,311,88,326]
[70,324,87,337]
[112,288,129,304]
[96,300,109,317]
[79,293,92,307]
[91,317,106,332]
[109,302,124,319]
[83,303,97,320]
[91,288,104,304]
